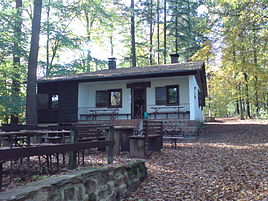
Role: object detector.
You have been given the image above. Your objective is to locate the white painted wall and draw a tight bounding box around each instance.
[78,76,190,118]
[189,75,204,121]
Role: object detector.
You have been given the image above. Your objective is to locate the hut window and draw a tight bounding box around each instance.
[96,89,122,108]
[166,85,179,105]
[50,94,59,108]
[108,89,122,107]
[155,85,179,105]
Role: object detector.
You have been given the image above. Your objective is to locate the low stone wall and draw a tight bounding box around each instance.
[0,160,147,201]
[162,119,201,136]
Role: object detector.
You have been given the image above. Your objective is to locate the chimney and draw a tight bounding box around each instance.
[170,53,179,63]
[108,57,116,69]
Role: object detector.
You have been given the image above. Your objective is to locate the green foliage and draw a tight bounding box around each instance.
[197,0,268,119]
[0,0,267,122]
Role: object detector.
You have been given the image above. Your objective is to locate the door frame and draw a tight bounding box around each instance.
[126,82,151,119]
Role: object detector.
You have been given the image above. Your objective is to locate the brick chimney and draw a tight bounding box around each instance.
[108,57,116,69]
[170,53,179,63]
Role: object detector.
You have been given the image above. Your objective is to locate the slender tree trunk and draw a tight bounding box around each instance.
[149,0,153,65]
[85,14,91,72]
[236,87,240,115]
[244,72,251,118]
[163,0,167,64]
[157,0,160,64]
[110,36,114,56]
[84,11,93,72]
[130,0,136,67]
[26,0,42,124]
[254,76,259,114]
[186,0,191,61]
[236,100,240,114]
[238,83,245,120]
[253,23,259,116]
[46,0,50,76]
[11,0,22,124]
[175,2,178,53]
[3,72,9,123]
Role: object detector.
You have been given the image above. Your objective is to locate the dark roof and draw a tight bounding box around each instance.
[38,61,205,83]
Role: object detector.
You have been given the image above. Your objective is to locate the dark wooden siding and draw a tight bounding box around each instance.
[58,82,78,123]
[37,81,78,123]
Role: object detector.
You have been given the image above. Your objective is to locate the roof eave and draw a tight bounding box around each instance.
[37,70,198,84]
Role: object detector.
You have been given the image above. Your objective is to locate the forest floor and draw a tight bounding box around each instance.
[125,118,268,201]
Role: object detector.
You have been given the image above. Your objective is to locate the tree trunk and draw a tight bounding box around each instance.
[11,0,23,124]
[157,0,160,64]
[238,83,245,120]
[110,36,114,56]
[253,23,259,116]
[84,11,92,72]
[186,0,191,61]
[244,72,251,118]
[175,2,178,53]
[130,0,136,67]
[26,0,42,124]
[163,0,167,64]
[46,0,51,76]
[149,0,153,65]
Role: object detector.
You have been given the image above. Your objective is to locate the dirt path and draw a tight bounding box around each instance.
[125,119,268,200]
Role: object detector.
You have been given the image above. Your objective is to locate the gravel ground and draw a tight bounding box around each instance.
[125,118,268,201]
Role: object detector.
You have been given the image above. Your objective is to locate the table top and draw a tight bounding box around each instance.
[0,130,71,137]
[114,126,137,129]
[89,108,119,112]
[151,106,184,110]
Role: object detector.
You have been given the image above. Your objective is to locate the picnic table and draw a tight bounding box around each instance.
[150,106,183,119]
[0,130,71,148]
[80,108,119,120]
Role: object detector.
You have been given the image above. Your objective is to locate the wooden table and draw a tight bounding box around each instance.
[0,130,71,148]
[89,108,119,120]
[150,106,183,119]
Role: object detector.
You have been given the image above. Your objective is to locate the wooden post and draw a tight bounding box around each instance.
[0,162,2,190]
[113,129,121,154]
[107,126,114,164]
[68,129,77,170]
[144,121,149,156]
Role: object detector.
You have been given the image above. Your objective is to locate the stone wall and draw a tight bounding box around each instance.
[0,160,147,201]
[162,119,201,136]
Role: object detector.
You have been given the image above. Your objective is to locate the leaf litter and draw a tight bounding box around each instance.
[125,118,268,201]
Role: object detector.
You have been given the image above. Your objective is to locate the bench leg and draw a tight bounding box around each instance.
[68,151,77,170]
[0,162,2,190]
[107,127,114,164]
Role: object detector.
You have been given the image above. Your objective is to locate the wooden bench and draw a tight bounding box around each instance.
[72,124,105,142]
[163,128,184,147]
[130,120,163,158]
[1,124,39,147]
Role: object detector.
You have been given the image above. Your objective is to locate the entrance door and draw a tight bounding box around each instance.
[132,88,146,119]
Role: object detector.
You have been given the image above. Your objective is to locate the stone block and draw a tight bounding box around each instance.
[63,186,76,201]
[129,137,146,158]
[85,180,97,194]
